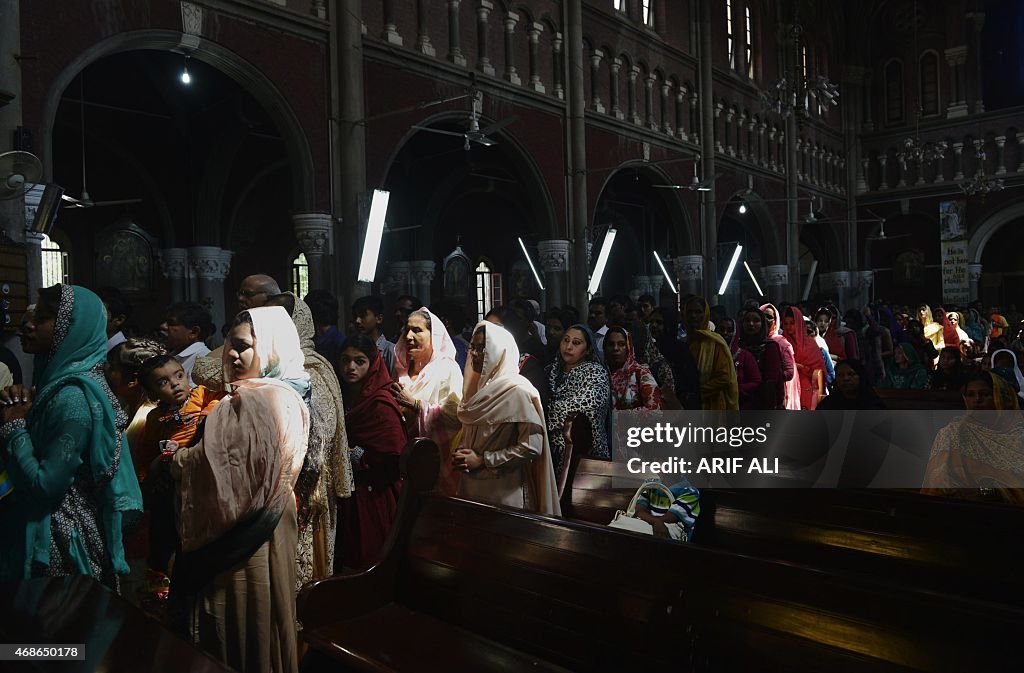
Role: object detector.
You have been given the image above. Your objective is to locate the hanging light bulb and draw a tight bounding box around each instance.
[738,203,747,215]
[181,56,192,85]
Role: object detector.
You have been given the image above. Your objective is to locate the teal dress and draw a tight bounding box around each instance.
[0,285,142,588]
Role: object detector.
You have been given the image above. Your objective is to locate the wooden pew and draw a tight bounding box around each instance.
[0,574,233,673]
[297,441,1022,672]
[564,458,1024,606]
[876,388,964,409]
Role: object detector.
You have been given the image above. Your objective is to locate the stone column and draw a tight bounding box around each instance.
[944,46,968,117]
[859,158,870,193]
[896,153,907,188]
[382,0,403,45]
[292,212,333,292]
[878,154,889,190]
[674,255,703,298]
[819,271,851,313]
[763,265,788,304]
[159,248,189,303]
[768,126,778,171]
[689,91,700,144]
[590,49,605,113]
[853,270,874,309]
[551,32,564,100]
[189,246,232,332]
[995,135,1007,175]
[713,102,724,153]
[527,22,545,92]
[953,142,965,181]
[388,261,412,296]
[967,13,985,114]
[628,65,640,125]
[415,0,435,56]
[646,273,665,300]
[675,84,688,139]
[447,0,467,66]
[973,138,986,177]
[967,263,983,303]
[644,75,657,130]
[609,58,623,119]
[758,121,767,167]
[661,81,673,135]
[503,11,521,85]
[22,232,43,304]
[538,239,570,309]
[476,1,495,76]
[725,108,736,156]
[409,260,436,306]
[631,275,651,304]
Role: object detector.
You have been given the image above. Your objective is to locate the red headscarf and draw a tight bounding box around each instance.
[938,309,960,349]
[344,348,407,452]
[783,306,824,374]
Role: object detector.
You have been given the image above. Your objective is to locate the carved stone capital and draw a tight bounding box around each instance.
[189,246,231,282]
[968,263,983,282]
[674,255,703,281]
[762,265,788,286]
[388,261,412,293]
[292,212,333,257]
[410,260,436,283]
[159,247,189,280]
[537,239,571,273]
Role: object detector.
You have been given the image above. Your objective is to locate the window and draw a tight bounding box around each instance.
[885,59,905,123]
[642,0,652,26]
[475,260,502,322]
[919,51,940,116]
[801,44,808,80]
[291,252,309,299]
[40,233,69,287]
[726,0,735,69]
[613,0,625,11]
[745,5,754,78]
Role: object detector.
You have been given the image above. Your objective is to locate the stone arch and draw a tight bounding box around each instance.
[37,30,316,231]
[969,198,1024,263]
[719,189,783,265]
[592,161,696,253]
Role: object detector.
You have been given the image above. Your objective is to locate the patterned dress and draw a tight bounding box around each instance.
[545,360,612,476]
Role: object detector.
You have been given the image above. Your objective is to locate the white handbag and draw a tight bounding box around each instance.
[608,480,677,535]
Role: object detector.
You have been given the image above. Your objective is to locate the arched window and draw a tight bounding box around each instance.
[919,51,940,117]
[475,260,502,322]
[40,233,69,287]
[745,5,755,79]
[613,0,625,12]
[291,252,309,299]
[885,59,905,123]
[641,0,652,26]
[726,0,736,70]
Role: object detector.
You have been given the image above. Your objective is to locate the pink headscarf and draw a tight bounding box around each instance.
[761,302,800,410]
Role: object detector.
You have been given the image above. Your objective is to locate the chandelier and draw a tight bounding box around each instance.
[959,171,1004,196]
[759,18,839,119]
[901,133,947,164]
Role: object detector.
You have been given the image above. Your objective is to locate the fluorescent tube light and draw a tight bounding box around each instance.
[587,228,617,296]
[718,243,743,296]
[357,189,390,283]
[743,261,764,297]
[652,251,677,294]
[517,237,545,290]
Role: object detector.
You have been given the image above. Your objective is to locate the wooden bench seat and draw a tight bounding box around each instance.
[299,441,1023,673]
[0,574,233,673]
[564,458,1024,606]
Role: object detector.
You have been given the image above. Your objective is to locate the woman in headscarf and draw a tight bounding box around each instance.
[391,307,464,497]
[265,293,352,591]
[881,342,928,390]
[0,285,143,588]
[455,322,560,515]
[336,335,407,571]
[170,306,310,673]
[631,320,679,408]
[604,326,662,411]
[782,306,824,410]
[816,360,887,410]
[905,319,939,371]
[927,346,970,392]
[922,371,1024,505]
[990,349,1024,401]
[990,313,1010,340]
[946,311,972,349]
[760,303,799,410]
[917,304,945,356]
[963,308,987,346]
[682,296,738,410]
[735,308,783,409]
[546,324,612,476]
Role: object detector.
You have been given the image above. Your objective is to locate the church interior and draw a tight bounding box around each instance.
[0,0,1023,671]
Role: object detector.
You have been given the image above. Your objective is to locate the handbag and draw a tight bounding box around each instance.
[608,480,676,535]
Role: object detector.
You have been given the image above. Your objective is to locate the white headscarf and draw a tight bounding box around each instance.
[228,306,311,399]
[394,307,463,407]
[990,348,1024,400]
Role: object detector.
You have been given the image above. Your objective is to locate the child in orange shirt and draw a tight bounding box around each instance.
[139,355,221,581]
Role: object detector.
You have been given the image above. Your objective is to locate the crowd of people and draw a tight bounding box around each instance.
[0,277,1022,673]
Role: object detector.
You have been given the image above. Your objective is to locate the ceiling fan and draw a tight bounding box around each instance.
[0,151,42,201]
[62,75,144,209]
[652,159,713,191]
[412,90,517,151]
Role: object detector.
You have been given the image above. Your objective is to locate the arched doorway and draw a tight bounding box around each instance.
[380,111,555,315]
[46,46,308,331]
[977,211,1024,308]
[716,192,778,313]
[591,164,693,305]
